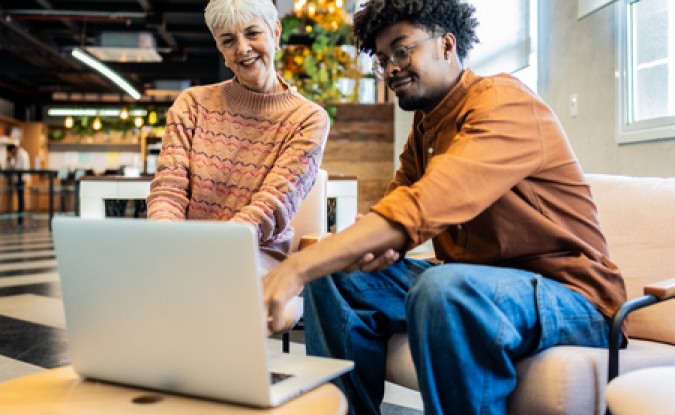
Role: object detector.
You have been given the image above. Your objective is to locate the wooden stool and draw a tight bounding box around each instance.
[0,366,348,415]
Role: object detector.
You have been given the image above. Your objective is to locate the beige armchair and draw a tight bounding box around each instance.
[288,169,328,253]
[386,174,675,415]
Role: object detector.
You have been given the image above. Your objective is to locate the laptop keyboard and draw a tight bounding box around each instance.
[270,372,294,384]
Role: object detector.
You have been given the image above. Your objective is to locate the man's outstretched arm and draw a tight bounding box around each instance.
[263,212,408,333]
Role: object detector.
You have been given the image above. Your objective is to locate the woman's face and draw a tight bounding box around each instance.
[215,16,281,93]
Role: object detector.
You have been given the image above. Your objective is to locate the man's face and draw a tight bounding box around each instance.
[374,22,456,114]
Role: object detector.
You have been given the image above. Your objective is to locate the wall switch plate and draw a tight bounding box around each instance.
[570,93,579,118]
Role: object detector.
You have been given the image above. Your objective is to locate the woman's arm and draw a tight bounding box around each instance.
[146,96,194,220]
[229,108,329,245]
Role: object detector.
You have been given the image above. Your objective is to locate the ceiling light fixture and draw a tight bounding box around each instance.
[71,48,142,100]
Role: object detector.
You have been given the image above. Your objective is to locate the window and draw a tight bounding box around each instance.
[618,0,675,143]
[466,0,537,91]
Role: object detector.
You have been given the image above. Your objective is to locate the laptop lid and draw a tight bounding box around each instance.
[52,217,352,407]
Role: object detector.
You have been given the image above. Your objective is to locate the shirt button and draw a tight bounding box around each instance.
[428,147,434,154]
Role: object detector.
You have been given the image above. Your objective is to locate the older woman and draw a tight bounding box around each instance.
[147,0,329,275]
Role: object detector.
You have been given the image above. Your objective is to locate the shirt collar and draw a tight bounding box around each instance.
[420,69,479,132]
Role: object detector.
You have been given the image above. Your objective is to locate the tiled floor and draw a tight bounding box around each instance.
[0,224,68,383]
[0,220,423,413]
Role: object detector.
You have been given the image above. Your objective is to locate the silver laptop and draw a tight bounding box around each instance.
[52,216,353,407]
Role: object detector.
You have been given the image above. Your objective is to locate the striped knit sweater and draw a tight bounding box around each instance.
[147,76,329,260]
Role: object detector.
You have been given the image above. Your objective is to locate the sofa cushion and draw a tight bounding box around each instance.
[586,174,675,344]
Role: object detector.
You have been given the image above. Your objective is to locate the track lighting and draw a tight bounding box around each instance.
[71,48,142,100]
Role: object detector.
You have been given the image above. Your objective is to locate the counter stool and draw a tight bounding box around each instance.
[1,174,28,227]
[29,169,85,217]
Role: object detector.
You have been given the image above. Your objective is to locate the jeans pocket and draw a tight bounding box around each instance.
[534,276,609,350]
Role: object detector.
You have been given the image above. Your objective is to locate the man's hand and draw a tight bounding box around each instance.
[345,214,401,273]
[263,257,306,335]
[344,248,400,273]
[263,212,408,335]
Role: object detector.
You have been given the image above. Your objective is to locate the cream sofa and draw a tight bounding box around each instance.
[386,173,675,415]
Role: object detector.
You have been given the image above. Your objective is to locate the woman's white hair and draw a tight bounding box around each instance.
[204,0,279,38]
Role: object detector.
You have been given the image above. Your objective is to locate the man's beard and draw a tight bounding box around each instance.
[397,93,431,112]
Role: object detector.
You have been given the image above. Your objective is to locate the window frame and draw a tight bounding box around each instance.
[617,0,675,144]
[466,0,537,92]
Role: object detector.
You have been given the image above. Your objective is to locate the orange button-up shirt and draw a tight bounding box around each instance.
[371,70,626,317]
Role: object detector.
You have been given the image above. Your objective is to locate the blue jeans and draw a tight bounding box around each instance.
[303,259,610,415]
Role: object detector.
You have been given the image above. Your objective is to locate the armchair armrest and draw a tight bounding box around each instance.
[644,277,675,300]
[607,277,675,383]
[297,234,321,251]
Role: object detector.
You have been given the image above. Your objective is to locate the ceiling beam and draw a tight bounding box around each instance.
[32,0,83,44]
[5,9,147,21]
[156,16,179,51]
[136,0,153,12]
[0,19,120,92]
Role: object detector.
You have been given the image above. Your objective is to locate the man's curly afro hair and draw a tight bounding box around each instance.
[353,0,479,62]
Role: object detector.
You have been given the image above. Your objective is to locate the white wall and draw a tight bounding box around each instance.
[393,98,413,172]
[276,0,294,17]
[393,1,675,177]
[538,1,675,177]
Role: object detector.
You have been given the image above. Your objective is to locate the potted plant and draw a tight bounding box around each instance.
[276,1,366,119]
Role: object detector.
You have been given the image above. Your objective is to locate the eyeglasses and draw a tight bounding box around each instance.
[372,37,437,79]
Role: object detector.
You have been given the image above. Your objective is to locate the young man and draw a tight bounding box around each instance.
[263,1,626,414]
